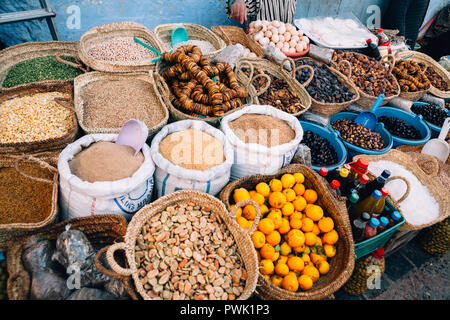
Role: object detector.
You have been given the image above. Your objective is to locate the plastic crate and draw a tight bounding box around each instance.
[354,199,405,259]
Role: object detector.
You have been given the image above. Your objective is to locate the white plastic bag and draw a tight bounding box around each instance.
[220,105,303,180]
[58,134,155,221]
[150,120,233,197]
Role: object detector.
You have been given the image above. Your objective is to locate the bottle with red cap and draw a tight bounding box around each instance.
[319,167,329,181]
[372,188,389,218]
[330,179,341,196]
[376,29,389,44]
[349,158,369,184]
[346,173,369,197]
[366,38,382,61]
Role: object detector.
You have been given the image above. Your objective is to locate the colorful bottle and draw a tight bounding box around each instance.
[330,179,341,196]
[365,218,380,240]
[352,212,371,243]
[349,158,369,183]
[319,167,329,180]
[347,192,360,221]
[366,38,381,61]
[337,168,350,195]
[376,29,389,44]
[354,190,382,219]
[360,170,391,199]
[346,173,369,197]
[377,216,389,233]
[373,188,389,218]
[387,210,402,228]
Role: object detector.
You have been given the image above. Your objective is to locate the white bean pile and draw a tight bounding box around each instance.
[88,37,156,62]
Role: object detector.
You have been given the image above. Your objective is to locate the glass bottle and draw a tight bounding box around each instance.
[377,216,389,233]
[354,190,382,219]
[330,179,341,196]
[365,218,380,240]
[373,188,389,218]
[387,210,402,228]
[352,212,371,243]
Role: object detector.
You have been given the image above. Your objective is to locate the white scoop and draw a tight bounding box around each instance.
[421,117,450,163]
[115,119,149,156]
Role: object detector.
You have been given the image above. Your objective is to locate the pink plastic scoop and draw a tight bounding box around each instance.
[115,119,149,156]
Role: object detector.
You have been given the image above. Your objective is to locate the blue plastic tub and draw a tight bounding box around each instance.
[328,112,393,162]
[411,102,450,138]
[300,121,347,172]
[375,106,431,147]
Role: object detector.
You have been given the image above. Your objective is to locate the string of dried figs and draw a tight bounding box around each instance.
[332,51,398,97]
[418,63,449,91]
[161,45,248,117]
[331,119,385,150]
[392,60,430,92]
[135,202,247,300]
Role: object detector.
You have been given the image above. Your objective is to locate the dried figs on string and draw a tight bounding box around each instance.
[378,116,422,140]
[411,104,448,128]
[331,119,385,150]
[302,131,339,166]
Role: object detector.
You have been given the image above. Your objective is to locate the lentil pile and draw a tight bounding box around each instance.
[378,116,422,140]
[2,56,83,88]
[159,129,225,171]
[82,79,166,129]
[331,119,385,150]
[302,131,339,166]
[411,104,448,127]
[0,164,53,225]
[0,92,74,144]
[135,203,247,300]
[229,114,295,147]
[87,37,156,62]
[294,59,356,103]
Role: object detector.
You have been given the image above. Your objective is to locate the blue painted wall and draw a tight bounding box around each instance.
[1,0,393,47]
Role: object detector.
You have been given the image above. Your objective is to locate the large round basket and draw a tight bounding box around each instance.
[211,25,264,58]
[73,70,169,137]
[219,164,355,300]
[78,21,163,73]
[105,190,259,300]
[0,41,86,91]
[235,57,312,117]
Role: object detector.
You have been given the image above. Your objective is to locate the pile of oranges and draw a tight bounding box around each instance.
[232,172,339,292]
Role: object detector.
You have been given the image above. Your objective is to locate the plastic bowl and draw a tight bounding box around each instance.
[300,120,347,172]
[410,102,450,138]
[375,106,431,147]
[328,112,393,161]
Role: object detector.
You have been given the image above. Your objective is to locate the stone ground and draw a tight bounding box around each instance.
[334,236,450,300]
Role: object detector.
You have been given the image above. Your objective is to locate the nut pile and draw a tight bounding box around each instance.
[295,59,356,104]
[331,119,385,150]
[393,60,430,92]
[135,203,247,300]
[420,63,449,92]
[302,131,339,166]
[332,51,398,97]
[411,104,448,128]
[87,37,156,62]
[378,116,422,140]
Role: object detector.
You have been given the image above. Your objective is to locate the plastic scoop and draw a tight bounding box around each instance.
[421,117,450,162]
[171,27,188,47]
[115,119,149,156]
[354,94,385,130]
[133,37,164,63]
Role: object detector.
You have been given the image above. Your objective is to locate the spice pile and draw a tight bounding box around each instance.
[331,119,385,150]
[378,116,422,140]
[82,79,166,129]
[393,60,430,92]
[159,129,225,171]
[411,103,448,127]
[229,114,295,147]
[3,56,83,88]
[135,202,247,300]
[302,131,339,166]
[294,59,356,103]
[0,92,74,144]
[87,37,155,62]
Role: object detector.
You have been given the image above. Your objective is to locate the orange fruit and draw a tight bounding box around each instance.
[290,211,303,221]
[242,204,257,220]
[281,174,296,189]
[293,183,306,196]
[251,231,266,249]
[304,232,317,246]
[290,218,302,229]
[259,259,274,275]
[324,244,336,258]
[266,230,281,246]
[233,205,243,218]
[292,196,307,212]
[316,237,322,246]
[271,275,283,287]
[293,172,305,184]
[318,260,330,275]
[303,189,318,204]
[236,216,250,229]
[278,255,288,264]
[305,205,324,222]
[255,182,271,197]
[293,244,306,253]
[278,218,291,234]
[301,253,311,263]
[323,230,339,245]
[282,273,299,292]
[318,217,334,233]
[258,218,275,235]
[287,256,305,273]
[275,263,290,276]
[269,179,283,192]
[286,229,305,248]
[302,265,320,282]
[267,209,282,229]
[256,250,261,261]
[280,242,292,256]
[251,192,265,206]
[282,189,296,202]
[301,217,314,233]
[298,275,313,291]
[260,244,276,260]
[271,251,280,262]
[268,191,286,209]
[310,252,326,265]
[312,223,321,235]
[233,188,250,203]
[281,202,295,217]
[259,204,269,215]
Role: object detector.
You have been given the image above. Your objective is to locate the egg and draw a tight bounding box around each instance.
[283,32,291,41]
[295,44,304,52]
[269,41,276,47]
[254,20,262,28]
[275,42,284,49]
[259,37,270,46]
[304,36,310,44]
[291,35,300,43]
[253,31,264,42]
[261,20,269,26]
[289,39,297,48]
[272,20,281,28]
[271,34,280,43]
[278,35,285,43]
[288,47,296,54]
[249,21,256,29]
[278,24,286,35]
[286,23,295,32]
[269,26,279,34]
[297,30,303,37]
[283,42,290,51]
[265,30,273,38]
[261,25,267,32]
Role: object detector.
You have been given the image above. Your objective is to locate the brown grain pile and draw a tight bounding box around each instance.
[229,114,295,147]
[69,141,144,182]
[159,129,225,171]
[82,79,166,129]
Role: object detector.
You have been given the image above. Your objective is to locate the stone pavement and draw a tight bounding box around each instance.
[334,236,450,300]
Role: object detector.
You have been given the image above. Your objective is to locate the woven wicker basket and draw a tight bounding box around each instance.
[353,149,450,231]
[74,71,169,137]
[78,22,163,73]
[0,41,85,91]
[292,57,360,116]
[0,82,78,155]
[105,190,259,300]
[0,155,59,250]
[211,26,264,58]
[5,215,138,300]
[395,51,450,99]
[218,164,355,300]
[235,57,312,117]
[153,23,226,59]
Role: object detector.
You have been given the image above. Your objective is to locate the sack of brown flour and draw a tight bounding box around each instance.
[58,134,155,221]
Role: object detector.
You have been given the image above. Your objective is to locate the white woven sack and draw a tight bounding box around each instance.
[58,134,155,221]
[151,120,233,197]
[220,104,303,180]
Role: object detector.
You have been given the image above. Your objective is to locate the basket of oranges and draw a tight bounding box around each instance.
[219,164,355,300]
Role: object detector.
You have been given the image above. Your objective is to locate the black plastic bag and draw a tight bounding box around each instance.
[30,271,72,300]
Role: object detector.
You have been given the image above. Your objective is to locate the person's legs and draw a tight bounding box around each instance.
[404,0,430,48]
[382,0,413,37]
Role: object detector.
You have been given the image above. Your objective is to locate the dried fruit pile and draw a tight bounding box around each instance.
[331,119,385,150]
[232,173,339,292]
[392,60,430,92]
[135,202,247,300]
